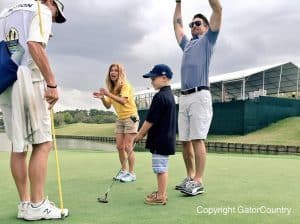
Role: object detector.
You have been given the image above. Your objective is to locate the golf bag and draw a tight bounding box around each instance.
[0,40,18,94]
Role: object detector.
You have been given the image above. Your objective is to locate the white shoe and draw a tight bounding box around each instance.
[120,172,136,182]
[17,202,29,219]
[23,198,69,221]
[113,170,128,180]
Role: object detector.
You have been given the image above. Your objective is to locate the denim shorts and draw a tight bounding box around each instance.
[152,153,169,174]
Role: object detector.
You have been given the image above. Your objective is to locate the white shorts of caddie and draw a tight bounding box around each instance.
[0,81,52,152]
[178,90,213,141]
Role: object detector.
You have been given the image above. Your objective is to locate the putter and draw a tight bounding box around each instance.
[50,110,66,216]
[97,143,136,203]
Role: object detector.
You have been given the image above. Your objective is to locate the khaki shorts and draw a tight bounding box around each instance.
[115,116,139,134]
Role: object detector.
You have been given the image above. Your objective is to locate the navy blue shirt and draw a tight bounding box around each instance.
[145,86,176,155]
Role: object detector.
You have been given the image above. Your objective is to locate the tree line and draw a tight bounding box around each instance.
[0,110,116,129]
[54,109,117,127]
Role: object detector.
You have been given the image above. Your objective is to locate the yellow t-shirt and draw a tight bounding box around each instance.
[106,82,138,119]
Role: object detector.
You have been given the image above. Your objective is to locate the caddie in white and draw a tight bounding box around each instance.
[0,0,68,221]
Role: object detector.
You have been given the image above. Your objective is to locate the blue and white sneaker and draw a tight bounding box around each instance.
[175,177,193,190]
[120,172,136,183]
[113,170,128,180]
[180,181,204,196]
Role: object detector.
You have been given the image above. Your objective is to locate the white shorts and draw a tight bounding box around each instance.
[0,81,52,152]
[178,90,213,141]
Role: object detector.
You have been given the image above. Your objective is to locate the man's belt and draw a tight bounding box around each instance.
[181,86,210,95]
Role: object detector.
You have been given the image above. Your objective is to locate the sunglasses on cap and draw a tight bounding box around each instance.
[189,21,205,28]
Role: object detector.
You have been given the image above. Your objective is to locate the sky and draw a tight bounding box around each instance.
[1,0,300,111]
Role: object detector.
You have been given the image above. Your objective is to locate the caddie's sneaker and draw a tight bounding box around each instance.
[180,181,204,196]
[23,198,69,221]
[113,170,128,180]
[17,201,29,219]
[175,177,193,190]
[120,172,136,183]
[144,194,167,205]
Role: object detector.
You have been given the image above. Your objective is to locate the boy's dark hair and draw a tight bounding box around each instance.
[193,13,210,27]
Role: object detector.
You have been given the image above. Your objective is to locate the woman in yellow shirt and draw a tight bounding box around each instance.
[93,63,139,182]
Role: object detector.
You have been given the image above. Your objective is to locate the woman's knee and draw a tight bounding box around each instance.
[116,144,125,151]
[124,143,135,152]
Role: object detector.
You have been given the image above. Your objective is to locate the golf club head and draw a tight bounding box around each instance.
[97,197,108,203]
[97,192,109,203]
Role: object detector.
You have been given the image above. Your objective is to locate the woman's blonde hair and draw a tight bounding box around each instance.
[106,63,127,94]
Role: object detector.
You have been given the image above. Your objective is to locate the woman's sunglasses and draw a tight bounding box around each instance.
[189,21,204,28]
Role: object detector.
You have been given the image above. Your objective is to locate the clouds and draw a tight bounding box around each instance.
[55,87,109,112]
[209,0,300,74]
[46,0,156,93]
[1,0,300,110]
[50,0,146,61]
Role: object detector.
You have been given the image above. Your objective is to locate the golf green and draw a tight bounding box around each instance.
[0,151,299,224]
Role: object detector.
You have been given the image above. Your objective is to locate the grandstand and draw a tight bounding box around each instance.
[135,61,300,109]
[135,62,300,134]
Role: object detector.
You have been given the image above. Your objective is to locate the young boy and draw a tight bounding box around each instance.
[135,64,176,205]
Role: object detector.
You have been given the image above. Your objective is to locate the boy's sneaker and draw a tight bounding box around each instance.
[180,181,204,196]
[144,194,167,205]
[113,170,128,180]
[120,173,136,183]
[175,177,193,190]
[146,191,158,199]
[17,202,29,219]
[23,198,69,221]
[146,191,168,201]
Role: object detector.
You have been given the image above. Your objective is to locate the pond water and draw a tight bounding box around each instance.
[0,133,117,152]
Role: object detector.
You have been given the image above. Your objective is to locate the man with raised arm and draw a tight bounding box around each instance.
[173,0,222,196]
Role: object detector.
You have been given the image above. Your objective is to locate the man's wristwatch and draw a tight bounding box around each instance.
[176,0,181,3]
